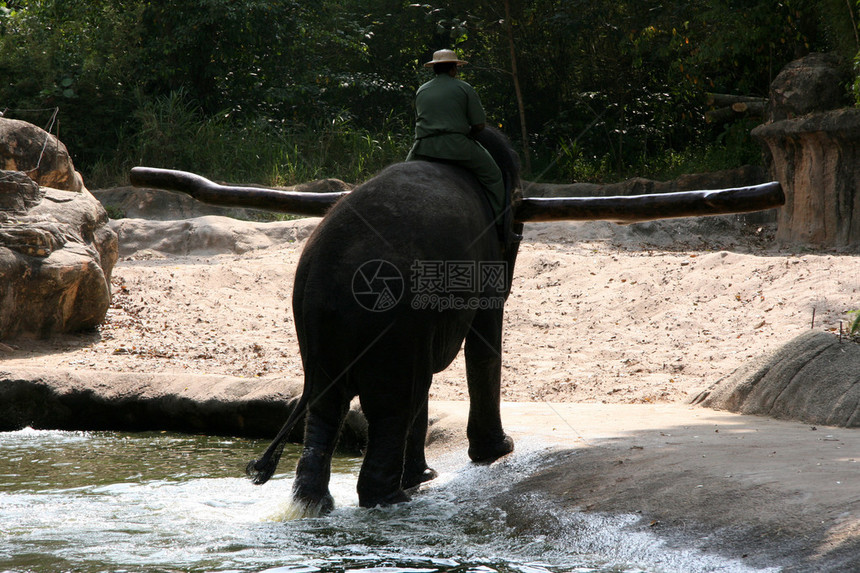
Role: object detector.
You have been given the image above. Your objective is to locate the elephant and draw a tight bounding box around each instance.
[249,127,522,512]
[129,131,784,514]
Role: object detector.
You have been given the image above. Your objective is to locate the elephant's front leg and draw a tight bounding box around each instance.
[464,307,514,463]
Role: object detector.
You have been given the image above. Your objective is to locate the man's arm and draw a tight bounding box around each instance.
[461,81,487,134]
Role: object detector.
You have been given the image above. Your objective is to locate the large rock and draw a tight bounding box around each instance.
[93,187,276,221]
[692,331,860,427]
[111,215,318,257]
[0,172,118,338]
[0,170,45,212]
[1,120,117,339]
[767,53,850,122]
[753,108,860,249]
[0,117,84,192]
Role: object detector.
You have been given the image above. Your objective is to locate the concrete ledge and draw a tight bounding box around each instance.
[429,401,860,572]
[0,368,366,451]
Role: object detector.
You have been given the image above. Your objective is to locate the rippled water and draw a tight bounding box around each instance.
[0,429,775,573]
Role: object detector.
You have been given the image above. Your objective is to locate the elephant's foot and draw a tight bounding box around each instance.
[468,434,514,464]
[402,467,438,492]
[292,476,335,516]
[358,487,411,508]
[290,491,335,517]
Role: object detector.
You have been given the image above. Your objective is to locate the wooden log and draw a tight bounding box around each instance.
[132,166,784,226]
[513,182,784,223]
[705,101,766,124]
[706,93,768,107]
[130,167,348,217]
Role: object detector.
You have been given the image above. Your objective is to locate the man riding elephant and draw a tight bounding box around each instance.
[407,49,509,236]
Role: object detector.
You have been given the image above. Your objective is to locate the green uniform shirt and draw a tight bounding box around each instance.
[408,74,486,160]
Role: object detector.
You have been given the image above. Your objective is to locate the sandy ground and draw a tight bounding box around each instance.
[3,214,860,570]
[4,216,857,406]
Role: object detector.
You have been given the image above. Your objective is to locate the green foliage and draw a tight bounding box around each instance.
[532,118,762,184]
[849,309,860,337]
[103,205,126,220]
[855,54,860,104]
[853,1,860,105]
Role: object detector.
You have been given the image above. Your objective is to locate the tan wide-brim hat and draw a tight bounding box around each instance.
[424,49,468,68]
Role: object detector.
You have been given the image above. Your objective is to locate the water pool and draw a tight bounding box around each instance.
[0,428,775,573]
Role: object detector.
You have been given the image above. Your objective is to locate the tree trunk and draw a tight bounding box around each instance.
[752,108,860,250]
[504,0,530,173]
[705,101,766,124]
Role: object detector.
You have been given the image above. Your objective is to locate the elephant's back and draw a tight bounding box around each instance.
[307,160,494,264]
[292,160,498,365]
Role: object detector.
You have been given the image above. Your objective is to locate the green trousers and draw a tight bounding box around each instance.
[408,138,506,221]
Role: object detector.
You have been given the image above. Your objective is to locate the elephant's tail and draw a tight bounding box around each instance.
[245,392,310,485]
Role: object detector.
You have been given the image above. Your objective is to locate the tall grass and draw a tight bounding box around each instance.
[86,89,763,191]
[86,90,413,189]
[532,119,764,184]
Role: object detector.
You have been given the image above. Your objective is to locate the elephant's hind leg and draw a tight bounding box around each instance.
[292,384,349,515]
[356,392,416,508]
[402,395,437,491]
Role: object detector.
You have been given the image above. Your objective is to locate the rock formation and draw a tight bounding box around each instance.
[753,108,860,249]
[111,215,317,257]
[0,119,117,339]
[0,117,84,192]
[766,52,851,122]
[752,53,859,250]
[692,331,860,427]
[0,368,367,449]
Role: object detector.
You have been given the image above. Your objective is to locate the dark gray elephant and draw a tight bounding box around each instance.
[129,131,784,514]
[249,128,522,512]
